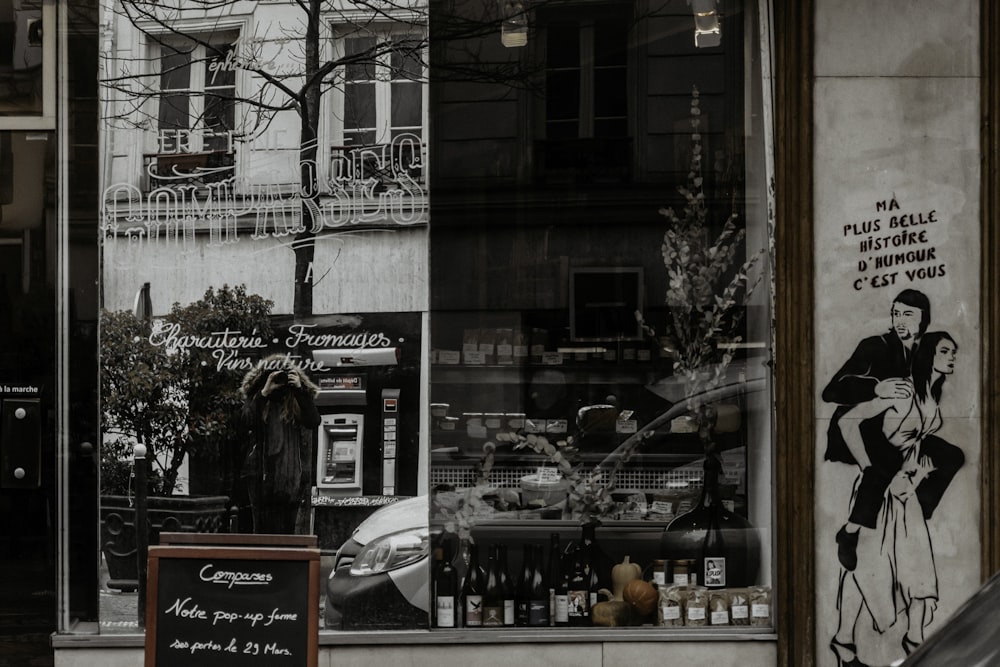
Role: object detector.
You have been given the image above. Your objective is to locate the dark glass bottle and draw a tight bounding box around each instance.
[547,532,568,626]
[434,544,458,628]
[580,523,611,606]
[499,544,515,626]
[660,454,760,588]
[462,542,485,627]
[566,543,591,626]
[515,543,533,626]
[482,545,505,626]
[527,545,550,626]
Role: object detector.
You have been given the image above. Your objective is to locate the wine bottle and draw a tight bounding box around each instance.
[463,542,485,627]
[547,533,567,626]
[515,543,533,626]
[482,545,505,626]
[499,543,516,626]
[434,545,458,628]
[527,545,550,626]
[566,543,591,626]
[660,453,760,589]
[580,523,610,606]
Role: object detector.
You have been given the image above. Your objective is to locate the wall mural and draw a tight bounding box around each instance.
[823,290,963,665]
[817,193,977,667]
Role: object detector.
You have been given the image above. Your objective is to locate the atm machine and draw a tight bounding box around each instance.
[310,348,417,550]
[314,374,365,496]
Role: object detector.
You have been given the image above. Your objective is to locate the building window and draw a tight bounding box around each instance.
[543,15,629,140]
[536,7,631,184]
[156,35,237,156]
[329,27,427,194]
[334,30,424,148]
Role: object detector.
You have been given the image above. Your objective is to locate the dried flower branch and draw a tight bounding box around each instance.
[637,86,765,445]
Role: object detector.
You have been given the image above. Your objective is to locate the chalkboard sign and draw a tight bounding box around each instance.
[146,542,319,667]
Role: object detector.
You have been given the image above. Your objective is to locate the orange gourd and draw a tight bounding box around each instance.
[622,579,658,617]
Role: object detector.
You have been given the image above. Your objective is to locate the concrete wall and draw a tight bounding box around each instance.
[812,2,982,667]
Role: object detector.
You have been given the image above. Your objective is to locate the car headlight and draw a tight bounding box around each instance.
[349,528,429,576]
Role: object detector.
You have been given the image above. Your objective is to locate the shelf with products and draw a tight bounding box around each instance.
[429,515,772,630]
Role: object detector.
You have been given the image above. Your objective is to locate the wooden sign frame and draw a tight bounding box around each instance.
[145,536,319,667]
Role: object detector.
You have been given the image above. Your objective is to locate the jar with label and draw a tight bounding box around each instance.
[651,559,667,588]
[749,585,772,627]
[657,585,685,627]
[684,586,708,627]
[671,558,697,586]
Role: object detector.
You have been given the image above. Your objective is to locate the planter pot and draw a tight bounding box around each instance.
[100,494,230,592]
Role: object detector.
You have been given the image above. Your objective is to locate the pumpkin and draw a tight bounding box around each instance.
[622,579,658,617]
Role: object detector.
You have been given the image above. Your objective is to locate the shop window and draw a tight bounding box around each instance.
[419,0,774,637]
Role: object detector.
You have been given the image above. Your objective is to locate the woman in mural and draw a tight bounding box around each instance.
[830,331,961,666]
[240,355,321,534]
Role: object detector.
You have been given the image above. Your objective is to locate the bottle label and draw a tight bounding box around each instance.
[732,604,749,619]
[672,573,689,585]
[516,600,528,625]
[567,590,589,618]
[710,610,729,625]
[483,604,504,626]
[704,557,726,587]
[589,591,599,608]
[653,571,666,586]
[436,596,455,628]
[555,594,569,623]
[662,605,681,621]
[528,600,550,626]
[503,599,515,625]
[752,603,770,619]
[465,595,483,626]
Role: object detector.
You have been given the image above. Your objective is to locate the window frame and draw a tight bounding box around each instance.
[154,33,238,155]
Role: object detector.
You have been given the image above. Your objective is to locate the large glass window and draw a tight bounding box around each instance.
[424,0,773,634]
[92,0,772,640]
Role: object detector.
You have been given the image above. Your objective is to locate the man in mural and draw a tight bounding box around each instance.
[240,355,321,534]
[822,289,964,571]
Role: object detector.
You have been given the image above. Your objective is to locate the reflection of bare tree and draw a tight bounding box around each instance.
[101,0,538,315]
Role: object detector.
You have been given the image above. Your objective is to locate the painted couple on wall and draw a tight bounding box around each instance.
[822,289,965,667]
